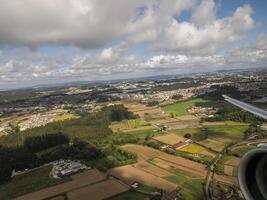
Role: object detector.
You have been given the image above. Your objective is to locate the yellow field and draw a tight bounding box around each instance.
[53,113,78,121]
[153,133,186,145]
[179,144,204,154]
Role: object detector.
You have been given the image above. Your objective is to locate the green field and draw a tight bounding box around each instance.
[0,165,70,200]
[162,98,207,116]
[205,125,249,136]
[123,127,160,138]
[108,191,148,200]
[178,179,206,200]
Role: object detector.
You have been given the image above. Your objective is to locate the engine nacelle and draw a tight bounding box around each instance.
[238,146,267,200]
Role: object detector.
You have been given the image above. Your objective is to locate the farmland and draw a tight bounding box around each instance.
[153,133,186,145]
[13,169,129,200]
[108,144,208,198]
[0,165,70,200]
[179,144,205,154]
[197,121,249,152]
[109,119,149,132]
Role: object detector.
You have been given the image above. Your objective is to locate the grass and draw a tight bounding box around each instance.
[122,127,160,139]
[108,191,148,200]
[164,174,187,185]
[0,165,70,200]
[162,98,207,116]
[179,144,205,154]
[206,125,249,136]
[178,179,206,200]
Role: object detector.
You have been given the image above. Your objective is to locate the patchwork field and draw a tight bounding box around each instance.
[123,144,207,177]
[198,137,231,152]
[162,98,207,116]
[108,144,208,198]
[108,165,177,193]
[198,121,249,152]
[14,169,108,200]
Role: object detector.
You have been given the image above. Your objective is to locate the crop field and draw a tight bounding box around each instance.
[162,98,207,116]
[109,119,149,132]
[153,133,186,145]
[225,157,240,166]
[123,144,207,177]
[108,165,177,193]
[108,191,148,200]
[122,101,163,117]
[14,169,107,200]
[196,122,249,152]
[198,137,231,152]
[123,126,159,138]
[224,165,234,176]
[178,179,206,200]
[179,144,205,154]
[0,165,70,200]
[230,145,255,157]
[214,174,238,186]
[67,179,129,200]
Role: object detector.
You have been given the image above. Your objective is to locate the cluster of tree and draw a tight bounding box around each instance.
[111,132,139,145]
[244,123,267,139]
[172,94,183,100]
[104,105,138,121]
[0,145,37,183]
[200,85,246,101]
[146,101,159,107]
[37,139,103,164]
[205,110,264,124]
[0,136,102,183]
[24,133,69,152]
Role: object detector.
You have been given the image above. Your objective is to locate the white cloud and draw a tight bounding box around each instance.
[0,0,144,48]
[0,0,264,88]
[191,0,217,26]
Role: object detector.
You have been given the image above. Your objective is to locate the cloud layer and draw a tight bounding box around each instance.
[0,0,265,88]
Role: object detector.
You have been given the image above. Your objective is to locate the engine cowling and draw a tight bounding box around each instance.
[238,146,267,200]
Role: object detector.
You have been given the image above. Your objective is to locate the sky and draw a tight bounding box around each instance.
[0,0,267,89]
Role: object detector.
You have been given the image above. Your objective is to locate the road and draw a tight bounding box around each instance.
[223,95,267,120]
[205,154,221,200]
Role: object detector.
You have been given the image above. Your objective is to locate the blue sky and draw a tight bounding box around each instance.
[0,0,266,89]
